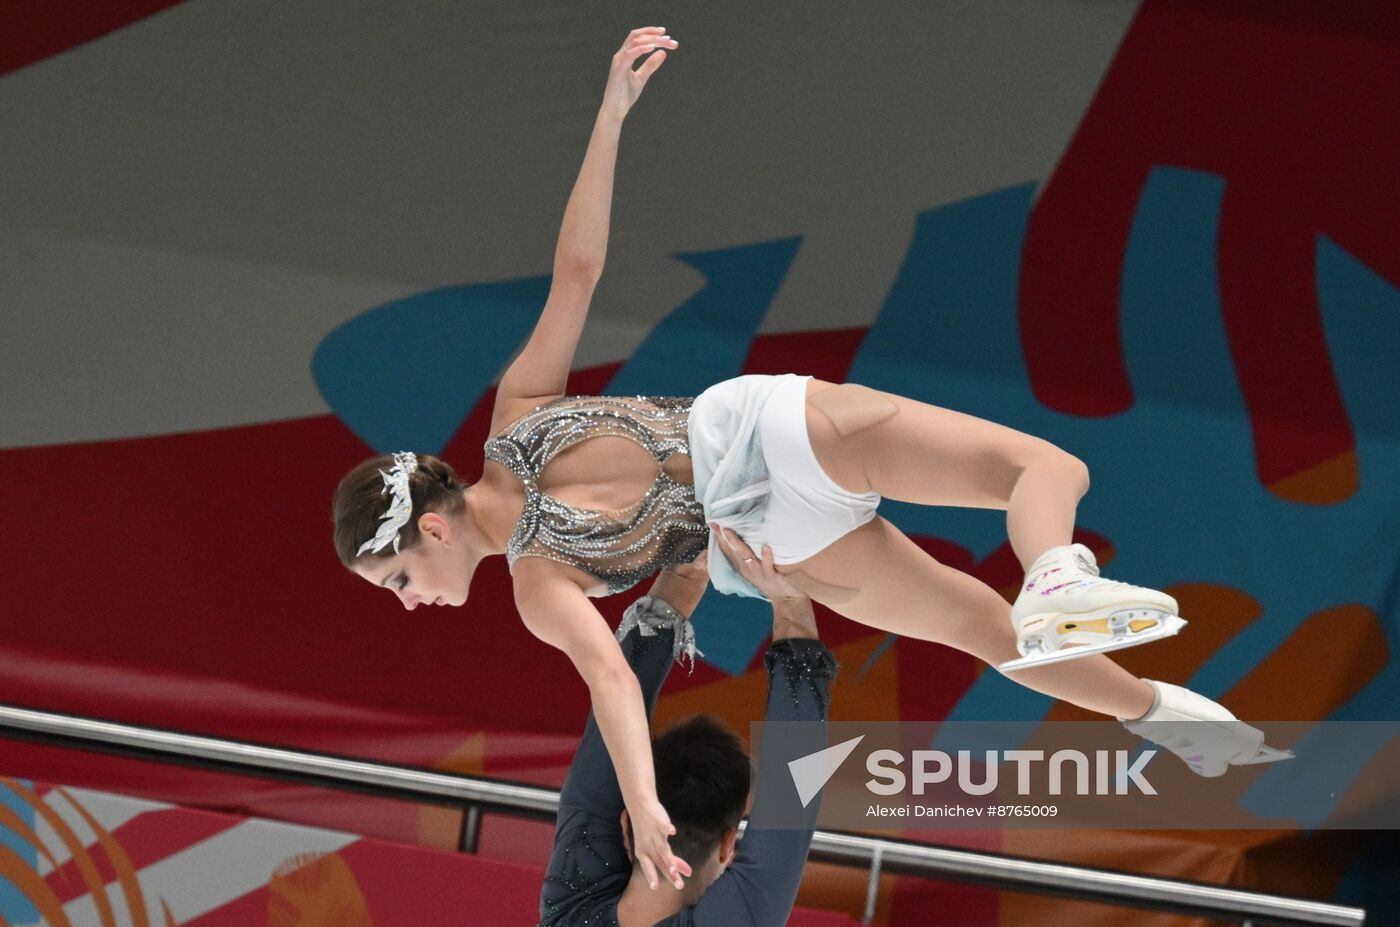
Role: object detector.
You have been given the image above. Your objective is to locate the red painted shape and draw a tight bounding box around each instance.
[0,1,187,76]
[1021,1,1400,488]
[46,806,237,903]
[182,885,265,927]
[743,326,871,382]
[892,861,1002,927]
[178,828,863,926]
[0,325,1075,886]
[0,736,429,846]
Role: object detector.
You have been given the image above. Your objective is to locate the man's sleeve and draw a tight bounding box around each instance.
[541,595,696,920]
[681,637,839,926]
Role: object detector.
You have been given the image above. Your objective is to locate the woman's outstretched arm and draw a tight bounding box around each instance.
[495,26,677,407]
[513,559,691,893]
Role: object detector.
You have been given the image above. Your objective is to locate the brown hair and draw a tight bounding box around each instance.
[332,453,469,567]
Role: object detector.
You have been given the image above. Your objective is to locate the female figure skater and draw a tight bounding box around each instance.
[333,27,1290,893]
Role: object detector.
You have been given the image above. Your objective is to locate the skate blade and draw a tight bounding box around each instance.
[998,616,1187,672]
[1236,743,1295,765]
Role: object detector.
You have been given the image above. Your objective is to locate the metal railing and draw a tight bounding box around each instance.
[0,702,1366,926]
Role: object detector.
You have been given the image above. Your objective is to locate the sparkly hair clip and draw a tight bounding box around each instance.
[357,452,419,556]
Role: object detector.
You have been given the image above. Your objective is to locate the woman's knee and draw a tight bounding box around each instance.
[1019,444,1090,499]
[1059,451,1091,498]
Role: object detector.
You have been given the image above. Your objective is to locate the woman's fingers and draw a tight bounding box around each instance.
[665,851,684,889]
[622,26,668,47]
[620,27,675,49]
[634,48,667,80]
[639,855,659,890]
[652,844,683,890]
[626,33,676,49]
[621,38,677,67]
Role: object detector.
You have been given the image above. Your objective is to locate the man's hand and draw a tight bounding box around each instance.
[645,548,709,620]
[663,548,708,584]
[710,522,819,640]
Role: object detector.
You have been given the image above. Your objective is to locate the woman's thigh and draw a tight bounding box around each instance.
[773,515,1017,665]
[802,378,1068,510]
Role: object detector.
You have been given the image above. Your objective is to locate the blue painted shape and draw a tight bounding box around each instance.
[1235,240,1400,823]
[845,183,1054,718]
[841,167,1400,735]
[665,171,1400,721]
[689,588,780,676]
[0,779,39,925]
[1314,235,1400,445]
[606,238,802,397]
[1238,722,1400,830]
[855,184,1037,405]
[313,278,551,455]
[613,239,802,675]
[849,183,1038,562]
[939,168,1247,719]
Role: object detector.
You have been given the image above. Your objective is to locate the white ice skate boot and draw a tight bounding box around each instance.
[1118,679,1295,777]
[1000,543,1186,672]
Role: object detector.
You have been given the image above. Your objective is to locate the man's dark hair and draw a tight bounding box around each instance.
[639,714,751,865]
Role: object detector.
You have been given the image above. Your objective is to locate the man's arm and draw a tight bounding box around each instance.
[542,557,709,906]
[686,596,839,926]
[667,523,836,927]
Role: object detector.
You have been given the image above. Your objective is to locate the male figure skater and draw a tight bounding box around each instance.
[539,532,837,927]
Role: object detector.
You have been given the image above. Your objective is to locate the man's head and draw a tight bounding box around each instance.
[623,714,751,900]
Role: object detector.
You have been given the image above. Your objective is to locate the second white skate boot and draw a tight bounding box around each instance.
[999,543,1186,672]
[1119,679,1295,777]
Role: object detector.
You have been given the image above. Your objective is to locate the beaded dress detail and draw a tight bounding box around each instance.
[483,395,709,595]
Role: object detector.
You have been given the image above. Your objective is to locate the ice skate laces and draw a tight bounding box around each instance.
[1070,549,1135,592]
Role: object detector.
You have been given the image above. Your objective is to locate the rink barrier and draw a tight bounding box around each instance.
[0,702,1366,927]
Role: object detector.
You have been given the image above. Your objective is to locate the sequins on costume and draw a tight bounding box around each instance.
[538,813,627,927]
[484,395,708,595]
[765,640,840,719]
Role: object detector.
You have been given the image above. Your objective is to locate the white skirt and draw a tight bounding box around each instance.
[689,373,881,599]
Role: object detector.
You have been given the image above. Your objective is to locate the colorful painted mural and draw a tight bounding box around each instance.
[2,1,1397,924]
[0,777,855,925]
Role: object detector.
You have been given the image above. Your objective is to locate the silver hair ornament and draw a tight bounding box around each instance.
[357,452,420,556]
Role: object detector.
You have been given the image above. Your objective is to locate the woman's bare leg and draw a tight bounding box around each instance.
[802,379,1088,571]
[775,517,1156,720]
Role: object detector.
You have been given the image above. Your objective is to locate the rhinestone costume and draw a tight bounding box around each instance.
[484,395,709,595]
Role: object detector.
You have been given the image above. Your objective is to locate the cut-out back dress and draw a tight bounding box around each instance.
[483,395,709,596]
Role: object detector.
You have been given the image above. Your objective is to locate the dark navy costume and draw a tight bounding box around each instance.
[539,596,838,926]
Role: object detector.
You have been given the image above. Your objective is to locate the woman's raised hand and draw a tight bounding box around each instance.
[630,796,692,891]
[601,26,678,119]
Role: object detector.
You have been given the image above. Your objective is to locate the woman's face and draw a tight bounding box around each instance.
[352,514,471,610]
